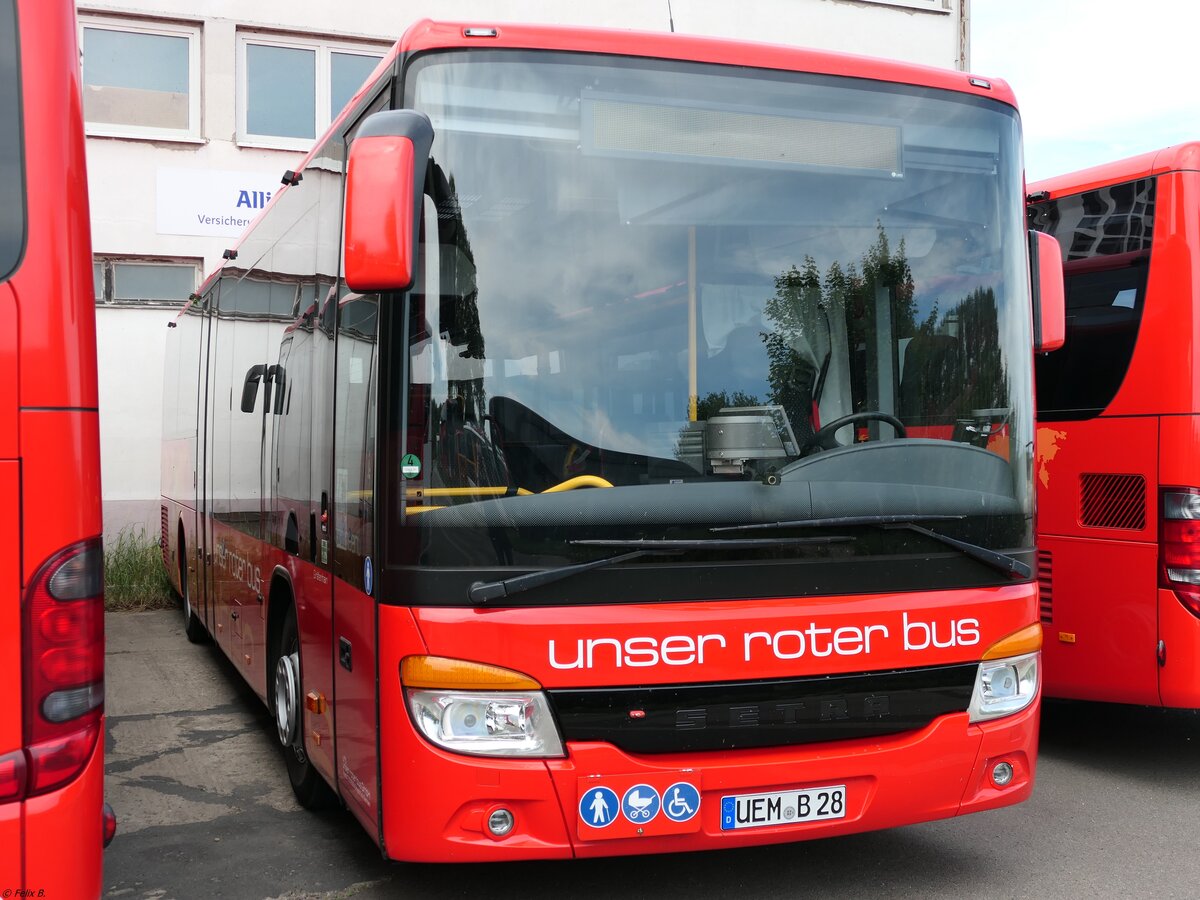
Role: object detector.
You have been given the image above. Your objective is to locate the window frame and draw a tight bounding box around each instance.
[78,15,202,142]
[862,0,951,11]
[236,31,386,151]
[93,256,201,308]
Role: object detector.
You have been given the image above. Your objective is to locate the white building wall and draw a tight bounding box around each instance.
[81,0,967,540]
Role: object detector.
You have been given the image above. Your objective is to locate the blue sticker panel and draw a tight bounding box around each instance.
[662,782,700,822]
[363,556,373,596]
[579,786,620,828]
[621,784,661,824]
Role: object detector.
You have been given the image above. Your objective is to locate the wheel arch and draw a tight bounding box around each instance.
[266,565,296,676]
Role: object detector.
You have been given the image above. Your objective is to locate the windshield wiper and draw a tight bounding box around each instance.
[468,549,683,604]
[712,514,1032,580]
[467,536,852,605]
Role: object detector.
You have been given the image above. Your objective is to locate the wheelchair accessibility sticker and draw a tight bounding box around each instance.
[663,782,700,822]
[621,785,660,823]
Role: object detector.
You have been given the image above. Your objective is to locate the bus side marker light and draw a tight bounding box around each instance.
[305,691,327,714]
[1058,632,1076,644]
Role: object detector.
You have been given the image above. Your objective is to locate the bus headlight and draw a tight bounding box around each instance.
[401,656,565,758]
[968,652,1039,723]
[407,690,563,757]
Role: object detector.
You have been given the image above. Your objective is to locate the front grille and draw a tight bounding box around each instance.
[1038,550,1053,624]
[548,663,977,754]
[1080,473,1146,530]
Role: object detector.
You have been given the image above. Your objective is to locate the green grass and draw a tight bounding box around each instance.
[104,527,176,611]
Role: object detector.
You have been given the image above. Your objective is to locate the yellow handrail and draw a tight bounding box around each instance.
[540,475,614,493]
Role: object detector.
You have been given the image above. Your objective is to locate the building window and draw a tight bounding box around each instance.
[238,33,385,149]
[94,258,200,306]
[80,17,201,140]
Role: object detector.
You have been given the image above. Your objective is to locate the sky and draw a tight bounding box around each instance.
[970,0,1200,182]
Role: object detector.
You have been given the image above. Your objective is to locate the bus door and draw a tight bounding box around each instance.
[189,298,213,632]
[330,287,382,835]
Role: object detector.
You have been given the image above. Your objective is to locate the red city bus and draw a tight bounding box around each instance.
[1029,144,1200,707]
[1,0,112,894]
[161,20,1063,861]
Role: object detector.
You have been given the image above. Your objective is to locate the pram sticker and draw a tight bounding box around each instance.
[579,786,619,828]
[662,782,700,822]
[621,784,660,824]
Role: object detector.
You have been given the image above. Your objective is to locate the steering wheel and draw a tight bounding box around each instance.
[799,412,907,456]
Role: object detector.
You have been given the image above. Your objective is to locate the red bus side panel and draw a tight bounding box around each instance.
[1158,414,1200,706]
[0,285,15,458]
[1037,417,1159,704]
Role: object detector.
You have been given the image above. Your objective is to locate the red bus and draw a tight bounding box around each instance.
[1030,145,1200,707]
[1,0,113,894]
[161,20,1063,861]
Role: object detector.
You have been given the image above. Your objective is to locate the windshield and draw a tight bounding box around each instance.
[386,50,1033,599]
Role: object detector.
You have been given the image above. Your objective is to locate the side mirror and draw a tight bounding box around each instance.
[1030,229,1066,352]
[343,110,434,294]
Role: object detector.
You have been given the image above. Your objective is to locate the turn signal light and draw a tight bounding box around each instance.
[401,656,542,691]
[981,623,1043,660]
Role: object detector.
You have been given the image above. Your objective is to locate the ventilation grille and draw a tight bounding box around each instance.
[1080,473,1146,530]
[1037,550,1053,624]
[160,504,170,567]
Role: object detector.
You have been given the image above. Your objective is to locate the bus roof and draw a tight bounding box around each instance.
[1029,141,1200,199]
[397,20,1015,108]
[178,18,1018,321]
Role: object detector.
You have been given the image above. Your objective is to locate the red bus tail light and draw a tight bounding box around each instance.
[21,539,105,797]
[1161,489,1200,617]
[0,749,27,803]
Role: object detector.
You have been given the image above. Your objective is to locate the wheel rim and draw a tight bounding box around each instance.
[275,650,300,746]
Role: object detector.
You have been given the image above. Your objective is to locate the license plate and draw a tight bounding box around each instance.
[720,785,847,830]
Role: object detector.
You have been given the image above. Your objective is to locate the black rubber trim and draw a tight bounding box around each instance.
[548,662,977,754]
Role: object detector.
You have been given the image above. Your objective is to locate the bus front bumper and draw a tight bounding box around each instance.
[380,700,1038,862]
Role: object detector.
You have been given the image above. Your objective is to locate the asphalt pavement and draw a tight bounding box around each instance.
[103,610,1200,900]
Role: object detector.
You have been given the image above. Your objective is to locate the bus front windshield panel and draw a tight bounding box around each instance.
[390,51,1033,590]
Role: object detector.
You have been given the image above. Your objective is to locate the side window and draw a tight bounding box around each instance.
[93,258,199,305]
[0,0,24,281]
[80,17,201,140]
[1030,177,1154,420]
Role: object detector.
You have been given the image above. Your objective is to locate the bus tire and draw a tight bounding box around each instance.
[179,536,208,644]
[274,604,337,810]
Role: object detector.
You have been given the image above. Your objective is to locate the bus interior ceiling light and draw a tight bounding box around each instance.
[582,96,902,176]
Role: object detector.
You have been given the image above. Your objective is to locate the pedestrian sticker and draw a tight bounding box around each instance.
[663,782,700,822]
[621,784,660,823]
[400,453,421,479]
[363,556,373,596]
[579,786,619,828]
